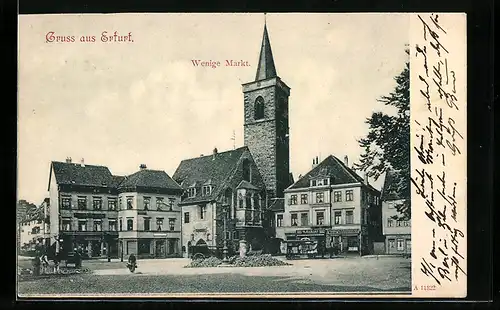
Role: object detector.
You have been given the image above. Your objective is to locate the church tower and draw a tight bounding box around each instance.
[242,19,291,199]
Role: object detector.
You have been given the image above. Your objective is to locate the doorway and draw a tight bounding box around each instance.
[168,238,178,255]
[155,240,166,258]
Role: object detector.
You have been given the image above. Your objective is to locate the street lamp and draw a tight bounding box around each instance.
[222,203,229,263]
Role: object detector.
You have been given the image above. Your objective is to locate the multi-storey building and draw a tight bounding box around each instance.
[48,158,182,259]
[275,155,383,255]
[18,199,50,250]
[173,147,267,257]
[381,169,411,255]
[117,165,184,259]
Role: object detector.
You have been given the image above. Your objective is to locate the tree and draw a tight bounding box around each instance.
[354,50,410,220]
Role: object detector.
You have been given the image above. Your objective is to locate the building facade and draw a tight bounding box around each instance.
[173,147,267,257]
[48,158,182,259]
[117,166,184,259]
[18,199,50,250]
[275,155,383,256]
[381,169,411,255]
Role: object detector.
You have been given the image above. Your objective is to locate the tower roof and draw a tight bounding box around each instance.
[255,23,277,81]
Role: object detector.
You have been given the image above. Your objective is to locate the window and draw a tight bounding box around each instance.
[238,194,244,209]
[300,213,309,226]
[184,212,190,223]
[254,96,265,120]
[253,195,260,209]
[311,180,317,187]
[233,231,239,240]
[315,192,324,203]
[138,240,150,255]
[119,218,123,231]
[94,220,102,232]
[93,197,102,210]
[225,231,231,240]
[388,219,394,227]
[242,159,251,182]
[323,178,330,186]
[187,188,196,198]
[404,220,410,227]
[144,197,151,210]
[397,239,405,251]
[78,220,87,231]
[316,211,325,226]
[119,198,123,210]
[168,198,175,211]
[245,196,252,209]
[289,194,297,205]
[77,197,87,210]
[108,220,117,231]
[334,211,342,225]
[388,239,395,248]
[202,186,212,196]
[334,191,342,202]
[144,218,150,231]
[127,219,133,231]
[156,197,164,210]
[61,196,71,209]
[126,197,133,210]
[346,190,354,201]
[346,210,354,224]
[108,198,117,211]
[300,194,308,204]
[200,205,207,220]
[396,221,402,227]
[291,213,298,226]
[169,218,176,231]
[276,214,283,227]
[316,179,324,186]
[156,218,163,231]
[62,219,71,231]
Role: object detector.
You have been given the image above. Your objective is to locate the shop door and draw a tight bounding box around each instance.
[91,241,101,257]
[168,239,177,255]
[156,240,166,258]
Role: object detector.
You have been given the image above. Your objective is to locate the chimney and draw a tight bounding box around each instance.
[364,171,369,184]
[65,157,72,163]
[139,164,147,170]
[312,156,319,169]
[80,158,85,167]
[344,155,349,167]
[212,147,218,160]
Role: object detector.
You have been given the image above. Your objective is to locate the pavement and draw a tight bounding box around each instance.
[90,255,410,290]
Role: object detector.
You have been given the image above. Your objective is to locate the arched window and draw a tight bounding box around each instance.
[242,159,251,182]
[254,96,265,120]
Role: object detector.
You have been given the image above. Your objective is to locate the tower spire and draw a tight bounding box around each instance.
[255,14,277,81]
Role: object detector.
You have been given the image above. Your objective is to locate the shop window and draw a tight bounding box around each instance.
[138,240,150,255]
[291,213,298,226]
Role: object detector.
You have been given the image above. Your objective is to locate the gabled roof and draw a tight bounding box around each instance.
[119,169,182,191]
[381,169,409,201]
[287,155,365,190]
[236,180,260,190]
[173,146,249,204]
[255,23,277,81]
[269,198,285,212]
[50,161,114,188]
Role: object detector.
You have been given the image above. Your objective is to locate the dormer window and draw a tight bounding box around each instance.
[202,185,212,196]
[187,188,196,198]
[310,178,330,187]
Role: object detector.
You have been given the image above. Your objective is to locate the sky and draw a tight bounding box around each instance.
[18,13,409,204]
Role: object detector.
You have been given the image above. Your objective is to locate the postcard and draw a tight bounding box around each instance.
[17,12,466,298]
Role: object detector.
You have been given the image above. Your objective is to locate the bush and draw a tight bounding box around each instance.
[184,256,222,268]
[230,254,292,267]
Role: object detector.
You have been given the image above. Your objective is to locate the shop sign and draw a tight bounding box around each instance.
[74,212,106,219]
[296,228,326,235]
[328,228,361,235]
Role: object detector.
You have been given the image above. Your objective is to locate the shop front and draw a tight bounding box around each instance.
[325,228,366,256]
[284,228,328,259]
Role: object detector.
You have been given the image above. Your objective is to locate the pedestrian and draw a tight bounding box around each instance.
[32,255,41,276]
[40,252,49,274]
[53,251,61,274]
